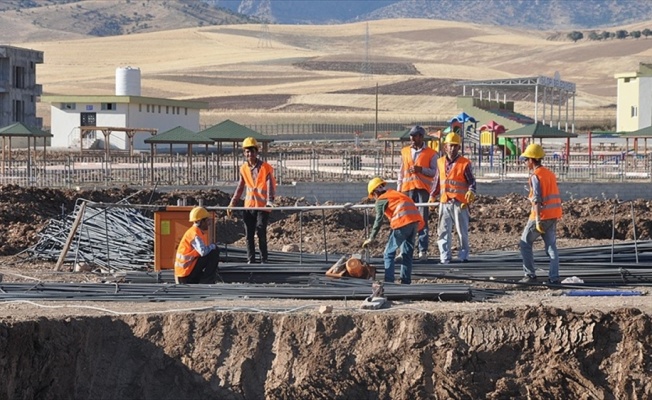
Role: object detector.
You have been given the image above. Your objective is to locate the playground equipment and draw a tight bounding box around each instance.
[479,120,517,167]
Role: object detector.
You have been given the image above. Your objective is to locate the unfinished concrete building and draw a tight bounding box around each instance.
[0,45,43,130]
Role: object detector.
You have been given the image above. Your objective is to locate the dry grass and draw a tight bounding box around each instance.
[14,18,637,126]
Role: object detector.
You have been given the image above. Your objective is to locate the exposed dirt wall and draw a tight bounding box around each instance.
[1,307,651,400]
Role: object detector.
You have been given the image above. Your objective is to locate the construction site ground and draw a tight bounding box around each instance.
[2,185,652,399]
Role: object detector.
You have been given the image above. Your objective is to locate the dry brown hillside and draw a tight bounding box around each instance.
[17,18,643,128]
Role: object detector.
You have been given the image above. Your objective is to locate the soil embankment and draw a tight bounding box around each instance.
[1,307,651,399]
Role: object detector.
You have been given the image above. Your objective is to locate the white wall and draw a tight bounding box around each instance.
[639,77,652,130]
[49,101,201,150]
[126,103,200,150]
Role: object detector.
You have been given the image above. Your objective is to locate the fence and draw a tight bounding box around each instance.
[1,148,651,187]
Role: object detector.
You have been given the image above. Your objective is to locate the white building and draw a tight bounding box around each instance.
[615,63,652,133]
[42,67,207,150]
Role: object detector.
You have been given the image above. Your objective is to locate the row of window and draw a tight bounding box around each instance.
[139,104,188,115]
[60,102,188,115]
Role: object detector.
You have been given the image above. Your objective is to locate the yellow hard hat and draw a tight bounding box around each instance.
[189,206,210,222]
[242,137,258,149]
[521,143,545,159]
[444,132,461,145]
[367,177,385,198]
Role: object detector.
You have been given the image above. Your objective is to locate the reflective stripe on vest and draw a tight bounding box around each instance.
[174,225,206,278]
[437,156,471,204]
[241,161,275,209]
[529,166,562,220]
[379,189,425,231]
[400,146,436,192]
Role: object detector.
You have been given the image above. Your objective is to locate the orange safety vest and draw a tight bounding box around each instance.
[529,166,562,221]
[437,156,471,204]
[240,161,276,211]
[174,225,207,278]
[378,189,425,231]
[400,146,436,192]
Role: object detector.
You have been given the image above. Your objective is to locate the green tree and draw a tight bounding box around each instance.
[588,31,601,41]
[567,31,583,42]
[642,28,651,38]
[631,30,641,39]
[615,30,629,39]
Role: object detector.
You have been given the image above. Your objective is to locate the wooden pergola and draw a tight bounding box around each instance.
[143,126,213,184]
[500,122,578,164]
[79,126,158,158]
[198,119,273,181]
[0,122,52,178]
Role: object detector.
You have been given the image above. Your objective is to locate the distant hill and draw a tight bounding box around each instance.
[215,0,652,30]
[0,0,255,42]
[3,0,652,43]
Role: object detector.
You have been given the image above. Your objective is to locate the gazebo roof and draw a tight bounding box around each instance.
[500,122,578,138]
[621,126,652,137]
[144,126,213,144]
[198,119,273,142]
[0,122,52,137]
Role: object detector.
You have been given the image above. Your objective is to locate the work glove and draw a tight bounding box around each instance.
[226,203,234,218]
[266,200,275,208]
[464,190,476,204]
[428,197,437,213]
[362,238,373,248]
[535,221,545,234]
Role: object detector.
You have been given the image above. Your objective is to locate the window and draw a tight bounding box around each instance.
[138,104,142,112]
[631,106,638,117]
[158,105,161,113]
[13,100,24,122]
[14,66,25,88]
[101,103,116,110]
[146,104,150,112]
[166,106,169,114]
[184,107,188,115]
[61,103,76,110]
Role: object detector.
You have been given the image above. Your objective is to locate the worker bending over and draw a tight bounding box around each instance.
[174,206,220,284]
[362,177,425,284]
[430,132,477,264]
[228,137,277,264]
[519,143,562,285]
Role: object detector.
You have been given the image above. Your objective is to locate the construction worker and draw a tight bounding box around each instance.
[397,125,437,261]
[362,177,425,284]
[228,137,276,264]
[519,143,562,284]
[174,206,220,284]
[430,132,477,264]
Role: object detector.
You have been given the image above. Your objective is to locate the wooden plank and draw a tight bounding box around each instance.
[54,201,87,271]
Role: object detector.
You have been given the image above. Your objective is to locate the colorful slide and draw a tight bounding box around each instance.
[498,137,520,157]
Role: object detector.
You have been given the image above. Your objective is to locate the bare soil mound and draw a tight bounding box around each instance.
[1,185,650,258]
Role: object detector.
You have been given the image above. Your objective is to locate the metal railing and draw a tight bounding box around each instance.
[2,150,651,187]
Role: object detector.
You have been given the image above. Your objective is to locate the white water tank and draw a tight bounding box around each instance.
[115,66,141,96]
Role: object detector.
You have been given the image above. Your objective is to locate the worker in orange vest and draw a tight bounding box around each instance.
[174,206,220,284]
[362,177,425,284]
[228,137,277,264]
[430,132,477,264]
[519,143,563,285]
[397,125,438,262]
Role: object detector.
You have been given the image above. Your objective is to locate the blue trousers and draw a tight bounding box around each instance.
[383,222,418,284]
[404,189,429,254]
[520,219,559,281]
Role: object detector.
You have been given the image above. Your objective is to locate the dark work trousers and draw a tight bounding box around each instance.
[243,209,270,263]
[404,188,430,254]
[177,248,219,284]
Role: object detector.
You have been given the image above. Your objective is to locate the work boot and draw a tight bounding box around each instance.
[418,251,427,261]
[518,275,537,284]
